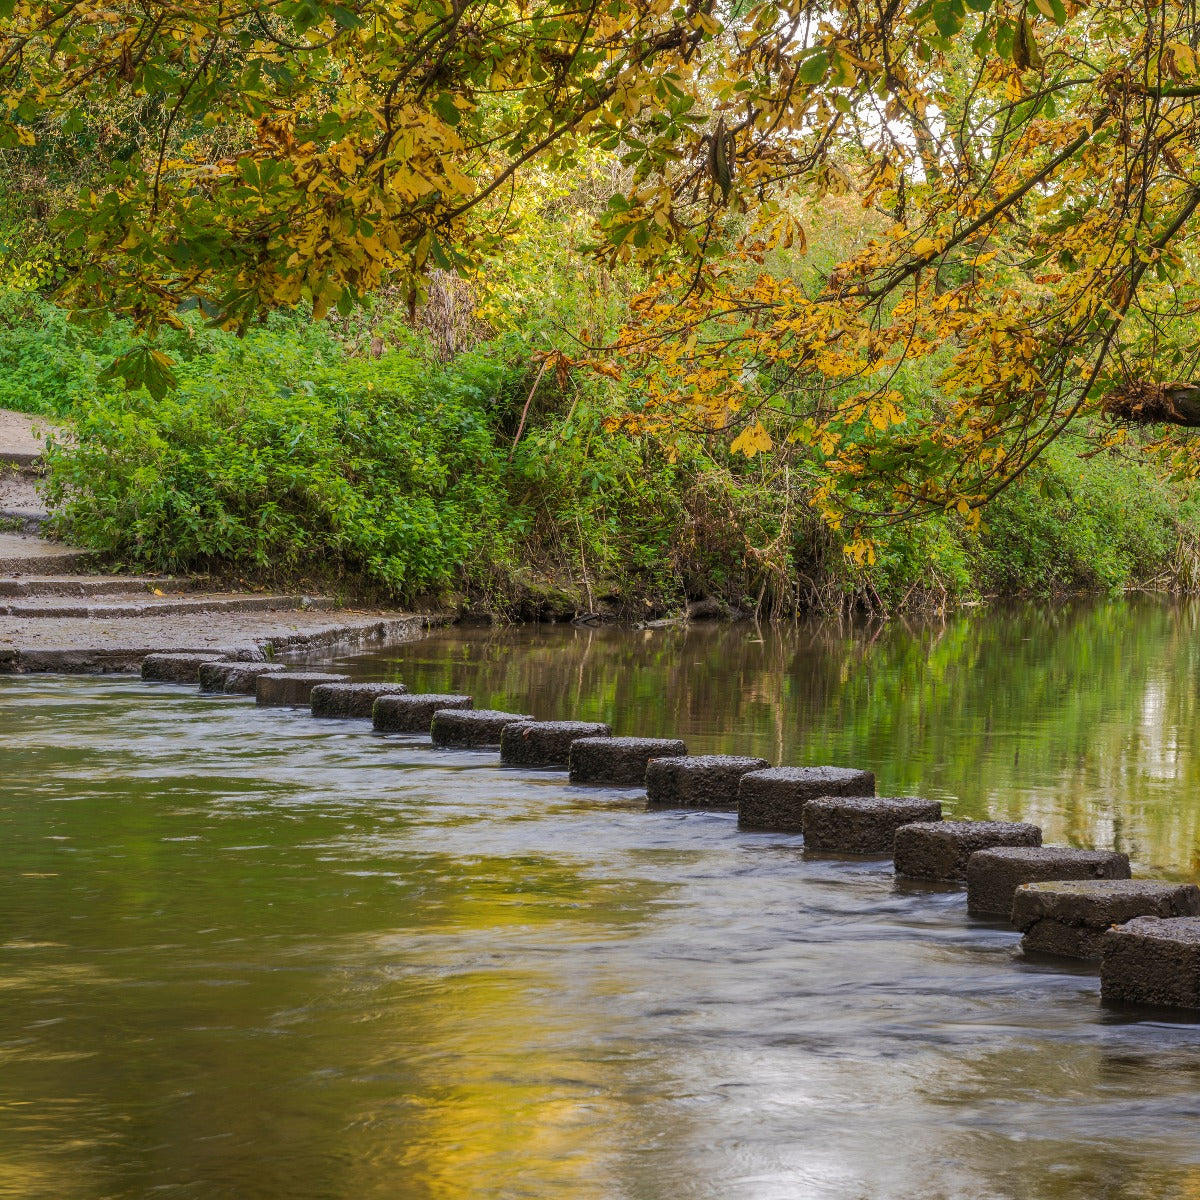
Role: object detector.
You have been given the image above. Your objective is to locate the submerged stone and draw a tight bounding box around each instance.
[255,671,351,707]
[373,693,473,733]
[500,720,612,768]
[893,820,1042,881]
[310,681,408,719]
[803,795,942,854]
[141,652,227,683]
[198,661,285,694]
[646,754,771,809]
[430,708,535,748]
[737,766,876,832]
[1013,879,1200,960]
[966,845,1131,918]
[568,736,688,786]
[1102,916,1200,1010]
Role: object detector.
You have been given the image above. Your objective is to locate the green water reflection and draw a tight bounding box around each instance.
[331,596,1200,876]
[4,599,1200,1200]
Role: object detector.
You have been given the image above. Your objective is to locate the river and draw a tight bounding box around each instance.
[3,598,1200,1198]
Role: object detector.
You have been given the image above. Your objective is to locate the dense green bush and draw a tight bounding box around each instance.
[7,281,1198,613]
[971,441,1196,597]
[43,327,522,597]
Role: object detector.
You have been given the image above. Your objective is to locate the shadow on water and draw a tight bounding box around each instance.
[2,597,1200,1198]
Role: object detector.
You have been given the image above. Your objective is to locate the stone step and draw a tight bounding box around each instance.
[0,531,97,574]
[0,408,62,468]
[0,612,432,674]
[0,465,49,531]
[0,592,334,618]
[0,574,197,598]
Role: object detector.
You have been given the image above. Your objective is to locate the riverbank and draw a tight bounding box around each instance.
[0,408,438,672]
[4,292,1199,619]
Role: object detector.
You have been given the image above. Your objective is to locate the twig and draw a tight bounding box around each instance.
[509,359,550,459]
[575,513,595,612]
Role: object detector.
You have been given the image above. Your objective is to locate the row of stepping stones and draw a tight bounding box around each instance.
[142,653,1200,1014]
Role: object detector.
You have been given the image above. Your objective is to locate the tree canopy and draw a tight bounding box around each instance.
[4,0,1200,549]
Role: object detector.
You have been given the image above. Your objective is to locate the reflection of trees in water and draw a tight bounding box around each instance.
[365,600,1200,874]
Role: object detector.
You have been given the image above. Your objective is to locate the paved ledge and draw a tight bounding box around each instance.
[0,409,61,468]
[0,610,437,673]
[0,531,96,573]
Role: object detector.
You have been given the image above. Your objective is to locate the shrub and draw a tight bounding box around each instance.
[971,440,1187,596]
[43,328,521,598]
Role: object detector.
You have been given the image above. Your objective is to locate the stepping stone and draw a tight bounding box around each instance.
[199,661,285,694]
[1101,917,1200,1010]
[373,693,473,733]
[568,736,688,786]
[893,820,1042,881]
[738,766,876,832]
[646,754,771,809]
[804,796,942,854]
[1013,879,1200,960]
[141,652,228,683]
[500,720,612,768]
[256,671,351,707]
[430,708,534,748]
[966,846,1131,917]
[310,681,408,719]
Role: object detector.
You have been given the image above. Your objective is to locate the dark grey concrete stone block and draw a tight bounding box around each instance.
[737,766,876,832]
[1014,879,1200,960]
[1102,916,1200,1009]
[141,652,227,683]
[256,671,351,707]
[310,681,408,718]
[966,845,1131,917]
[568,736,689,786]
[198,661,285,694]
[373,693,473,733]
[430,708,535,748]
[803,795,942,854]
[646,754,771,809]
[893,820,1042,881]
[500,720,612,767]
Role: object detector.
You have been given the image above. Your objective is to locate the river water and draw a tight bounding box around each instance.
[4,599,1200,1199]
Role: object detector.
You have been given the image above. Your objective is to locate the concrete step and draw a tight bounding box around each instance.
[0,467,48,532]
[0,531,97,574]
[0,593,335,619]
[0,611,432,674]
[0,408,62,468]
[0,575,197,598]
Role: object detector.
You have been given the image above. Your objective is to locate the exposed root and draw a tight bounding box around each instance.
[1103,381,1200,427]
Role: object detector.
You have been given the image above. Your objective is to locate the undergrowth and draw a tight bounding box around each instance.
[4,287,1197,616]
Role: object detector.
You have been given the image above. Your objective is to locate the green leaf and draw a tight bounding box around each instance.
[798,49,829,84]
[432,92,461,126]
[995,20,1015,60]
[932,0,965,38]
[291,2,323,33]
[98,346,178,401]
